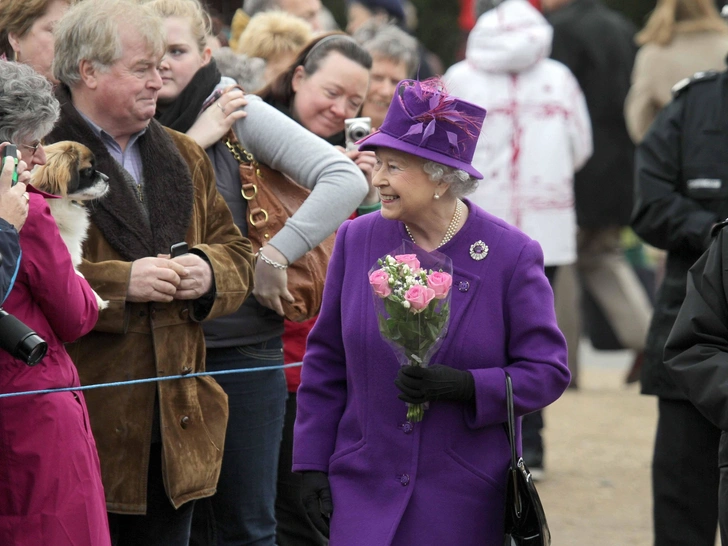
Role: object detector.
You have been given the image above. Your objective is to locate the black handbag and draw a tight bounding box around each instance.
[503,372,551,546]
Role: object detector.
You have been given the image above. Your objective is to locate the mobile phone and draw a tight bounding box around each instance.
[170,242,189,258]
[2,145,18,186]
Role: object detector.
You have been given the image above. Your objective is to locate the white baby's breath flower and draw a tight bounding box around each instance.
[402,301,411,309]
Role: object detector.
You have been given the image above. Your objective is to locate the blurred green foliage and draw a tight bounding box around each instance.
[322,0,658,72]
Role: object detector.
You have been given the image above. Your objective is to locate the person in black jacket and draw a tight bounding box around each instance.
[544,0,652,389]
[632,68,728,546]
[665,221,728,546]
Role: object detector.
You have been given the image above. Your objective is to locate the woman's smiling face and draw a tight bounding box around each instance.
[372,147,438,224]
[290,51,370,138]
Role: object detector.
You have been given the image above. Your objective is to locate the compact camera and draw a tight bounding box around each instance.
[344,117,372,151]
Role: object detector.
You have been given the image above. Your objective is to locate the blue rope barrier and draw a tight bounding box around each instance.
[0,362,304,400]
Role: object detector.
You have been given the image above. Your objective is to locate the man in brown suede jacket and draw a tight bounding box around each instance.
[46,1,255,544]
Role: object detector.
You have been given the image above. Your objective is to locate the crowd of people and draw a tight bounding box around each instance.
[0,0,728,544]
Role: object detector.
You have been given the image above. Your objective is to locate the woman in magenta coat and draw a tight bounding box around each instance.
[293,78,570,545]
[0,61,110,546]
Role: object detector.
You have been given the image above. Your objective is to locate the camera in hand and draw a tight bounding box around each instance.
[0,309,48,366]
[345,117,372,151]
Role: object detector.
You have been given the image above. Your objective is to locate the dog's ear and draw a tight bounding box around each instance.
[32,142,81,196]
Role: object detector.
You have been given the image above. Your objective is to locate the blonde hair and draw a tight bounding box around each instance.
[236,10,312,61]
[636,0,728,46]
[144,0,212,53]
[53,0,165,86]
[0,0,76,60]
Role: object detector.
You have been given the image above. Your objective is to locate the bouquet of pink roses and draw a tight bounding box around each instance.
[368,241,453,422]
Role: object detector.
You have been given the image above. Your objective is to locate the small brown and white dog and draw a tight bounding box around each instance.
[30,141,110,310]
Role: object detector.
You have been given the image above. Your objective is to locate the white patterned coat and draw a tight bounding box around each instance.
[445,0,592,266]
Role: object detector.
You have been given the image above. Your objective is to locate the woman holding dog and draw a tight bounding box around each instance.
[147,0,368,544]
[0,60,110,545]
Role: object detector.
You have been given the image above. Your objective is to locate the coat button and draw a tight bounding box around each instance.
[400,422,413,434]
[458,281,470,292]
[399,474,410,486]
[180,416,190,429]
[179,308,189,320]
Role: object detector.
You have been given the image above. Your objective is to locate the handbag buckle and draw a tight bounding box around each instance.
[241,183,257,200]
[249,207,269,228]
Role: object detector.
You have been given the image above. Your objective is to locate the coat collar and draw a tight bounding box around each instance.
[47,85,193,261]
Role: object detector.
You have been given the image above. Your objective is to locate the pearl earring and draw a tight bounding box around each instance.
[433,192,440,200]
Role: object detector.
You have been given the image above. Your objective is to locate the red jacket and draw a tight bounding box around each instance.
[0,192,109,545]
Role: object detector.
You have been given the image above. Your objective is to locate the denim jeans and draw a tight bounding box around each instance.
[109,442,195,546]
[191,339,287,546]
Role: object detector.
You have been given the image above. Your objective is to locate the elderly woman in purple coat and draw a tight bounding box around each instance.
[293,77,570,546]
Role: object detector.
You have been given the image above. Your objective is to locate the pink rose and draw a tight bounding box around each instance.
[427,272,453,299]
[395,254,420,272]
[369,269,392,298]
[405,285,436,311]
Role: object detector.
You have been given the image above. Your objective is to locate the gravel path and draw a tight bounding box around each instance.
[536,343,719,545]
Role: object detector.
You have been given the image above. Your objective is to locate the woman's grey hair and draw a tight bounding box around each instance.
[423,161,479,197]
[0,61,60,145]
[212,48,266,93]
[53,0,165,87]
[353,20,418,77]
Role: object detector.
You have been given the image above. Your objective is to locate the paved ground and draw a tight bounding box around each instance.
[535,342,719,546]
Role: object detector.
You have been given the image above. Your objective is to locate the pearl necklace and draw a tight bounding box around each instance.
[405,200,463,248]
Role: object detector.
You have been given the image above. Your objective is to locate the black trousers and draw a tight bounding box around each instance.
[276,393,328,546]
[720,432,728,545]
[108,442,195,546]
[653,398,720,546]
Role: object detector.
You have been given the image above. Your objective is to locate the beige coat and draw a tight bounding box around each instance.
[625,28,728,143]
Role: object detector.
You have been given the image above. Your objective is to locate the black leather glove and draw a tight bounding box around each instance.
[395,364,475,404]
[300,471,332,538]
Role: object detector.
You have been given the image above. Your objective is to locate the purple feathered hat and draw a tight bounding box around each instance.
[357,78,487,179]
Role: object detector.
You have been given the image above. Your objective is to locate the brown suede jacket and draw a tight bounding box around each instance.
[46,87,255,514]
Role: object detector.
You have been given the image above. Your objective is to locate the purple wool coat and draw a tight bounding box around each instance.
[0,193,110,546]
[293,200,570,545]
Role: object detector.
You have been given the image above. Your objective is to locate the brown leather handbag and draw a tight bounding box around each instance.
[224,131,334,322]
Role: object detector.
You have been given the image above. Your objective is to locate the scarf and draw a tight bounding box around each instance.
[155,60,222,133]
[46,85,194,261]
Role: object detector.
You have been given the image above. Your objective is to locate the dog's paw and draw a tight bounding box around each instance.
[95,291,109,311]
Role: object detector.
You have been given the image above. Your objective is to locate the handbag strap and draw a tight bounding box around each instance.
[224,128,255,166]
[505,371,523,517]
[505,372,518,469]
[223,129,271,232]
